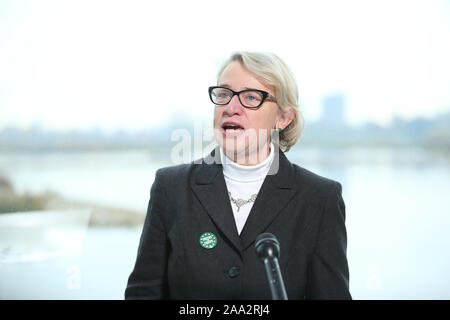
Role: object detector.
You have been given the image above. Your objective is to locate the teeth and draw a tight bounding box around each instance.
[225,128,242,131]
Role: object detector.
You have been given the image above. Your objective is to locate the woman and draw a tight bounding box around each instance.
[125,52,351,300]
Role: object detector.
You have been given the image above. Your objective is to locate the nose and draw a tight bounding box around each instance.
[223,94,244,116]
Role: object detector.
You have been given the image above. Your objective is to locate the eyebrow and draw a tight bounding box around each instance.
[218,84,262,91]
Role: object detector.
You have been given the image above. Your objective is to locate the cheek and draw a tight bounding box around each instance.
[213,107,222,127]
[249,110,277,130]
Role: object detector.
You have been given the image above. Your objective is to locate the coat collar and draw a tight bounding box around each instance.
[191,146,297,253]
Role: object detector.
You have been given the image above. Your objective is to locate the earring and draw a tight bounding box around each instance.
[278,128,282,133]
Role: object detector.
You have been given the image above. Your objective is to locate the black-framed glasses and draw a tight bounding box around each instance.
[208,86,277,109]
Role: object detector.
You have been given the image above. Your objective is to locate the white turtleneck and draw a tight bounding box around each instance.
[219,143,275,234]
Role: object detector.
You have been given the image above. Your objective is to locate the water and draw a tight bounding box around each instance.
[0,149,167,212]
[1,147,450,299]
[0,224,141,299]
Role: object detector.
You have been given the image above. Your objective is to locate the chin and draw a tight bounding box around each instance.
[220,138,247,157]
[214,127,270,164]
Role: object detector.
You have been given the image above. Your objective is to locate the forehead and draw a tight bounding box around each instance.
[218,61,273,93]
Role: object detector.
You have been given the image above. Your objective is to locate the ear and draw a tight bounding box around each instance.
[276,108,295,131]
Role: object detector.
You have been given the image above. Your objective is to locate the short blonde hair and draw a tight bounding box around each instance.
[217,51,304,152]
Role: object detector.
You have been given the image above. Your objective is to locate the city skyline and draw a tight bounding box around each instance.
[1,102,449,153]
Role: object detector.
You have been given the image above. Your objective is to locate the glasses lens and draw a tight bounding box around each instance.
[240,90,264,108]
[211,87,232,105]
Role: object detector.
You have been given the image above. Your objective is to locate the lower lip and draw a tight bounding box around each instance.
[222,127,245,137]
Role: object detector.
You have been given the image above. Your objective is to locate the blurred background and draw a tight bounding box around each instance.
[1,0,449,299]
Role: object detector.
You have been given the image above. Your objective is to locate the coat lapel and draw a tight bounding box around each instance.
[191,148,243,254]
[239,151,297,250]
[191,147,298,253]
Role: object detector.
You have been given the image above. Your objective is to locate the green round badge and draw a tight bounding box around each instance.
[199,232,218,249]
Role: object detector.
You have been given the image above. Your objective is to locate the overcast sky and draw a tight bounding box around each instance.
[1,0,449,132]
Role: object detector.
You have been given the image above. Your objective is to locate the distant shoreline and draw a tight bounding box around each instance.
[1,111,450,152]
[0,174,145,227]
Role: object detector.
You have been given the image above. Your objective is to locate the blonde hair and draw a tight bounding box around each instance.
[217,51,304,152]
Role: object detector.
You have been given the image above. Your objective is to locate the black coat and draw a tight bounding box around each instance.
[125,148,351,300]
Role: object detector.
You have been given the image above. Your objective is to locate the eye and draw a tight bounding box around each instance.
[213,88,232,101]
[217,91,231,99]
[241,91,263,105]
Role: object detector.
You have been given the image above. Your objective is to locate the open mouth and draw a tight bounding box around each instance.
[222,123,245,136]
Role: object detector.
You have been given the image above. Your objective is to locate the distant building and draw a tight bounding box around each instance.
[319,94,346,127]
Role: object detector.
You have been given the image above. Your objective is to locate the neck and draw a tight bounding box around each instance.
[222,143,271,166]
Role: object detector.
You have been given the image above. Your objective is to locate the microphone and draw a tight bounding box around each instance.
[255,233,288,300]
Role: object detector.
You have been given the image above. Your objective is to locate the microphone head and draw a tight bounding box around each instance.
[255,232,280,260]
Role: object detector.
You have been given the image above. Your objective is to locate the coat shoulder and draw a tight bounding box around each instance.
[153,162,200,194]
[154,159,216,188]
[156,162,193,181]
[290,162,342,198]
